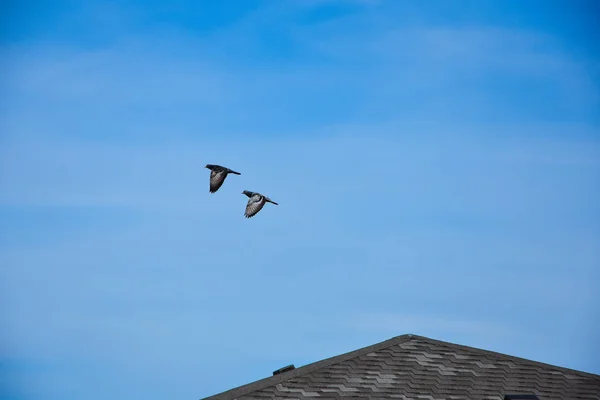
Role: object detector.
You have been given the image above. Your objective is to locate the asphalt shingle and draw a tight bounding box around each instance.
[202,334,600,400]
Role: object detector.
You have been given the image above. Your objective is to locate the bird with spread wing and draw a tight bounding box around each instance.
[242,190,278,218]
[205,164,241,193]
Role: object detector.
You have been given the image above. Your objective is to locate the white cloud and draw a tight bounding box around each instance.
[3,5,598,138]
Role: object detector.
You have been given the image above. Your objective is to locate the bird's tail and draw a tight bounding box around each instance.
[228,170,241,175]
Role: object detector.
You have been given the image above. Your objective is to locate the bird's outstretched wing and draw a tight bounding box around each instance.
[209,170,228,193]
[244,196,265,218]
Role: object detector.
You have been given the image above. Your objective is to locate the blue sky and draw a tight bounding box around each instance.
[1,0,599,399]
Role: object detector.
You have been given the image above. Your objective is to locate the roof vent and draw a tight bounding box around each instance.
[273,364,295,376]
[504,395,539,400]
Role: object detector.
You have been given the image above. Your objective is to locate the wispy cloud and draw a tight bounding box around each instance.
[3,2,598,142]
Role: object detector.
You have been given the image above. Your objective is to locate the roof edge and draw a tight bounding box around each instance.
[201,334,417,400]
[201,333,600,400]
[410,334,600,380]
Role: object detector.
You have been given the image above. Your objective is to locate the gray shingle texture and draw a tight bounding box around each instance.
[202,334,600,400]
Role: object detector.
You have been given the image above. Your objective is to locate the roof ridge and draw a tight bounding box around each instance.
[201,334,417,400]
[201,333,600,399]
[408,334,600,380]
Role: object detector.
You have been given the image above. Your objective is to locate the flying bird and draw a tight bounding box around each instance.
[242,190,278,218]
[205,164,241,193]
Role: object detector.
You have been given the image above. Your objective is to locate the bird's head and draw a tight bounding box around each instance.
[242,190,253,197]
[205,164,213,169]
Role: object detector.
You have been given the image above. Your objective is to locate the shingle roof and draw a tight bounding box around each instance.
[202,334,600,400]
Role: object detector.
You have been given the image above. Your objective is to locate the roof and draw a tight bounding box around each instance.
[202,334,600,400]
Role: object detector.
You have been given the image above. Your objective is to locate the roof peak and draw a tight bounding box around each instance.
[201,333,600,400]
